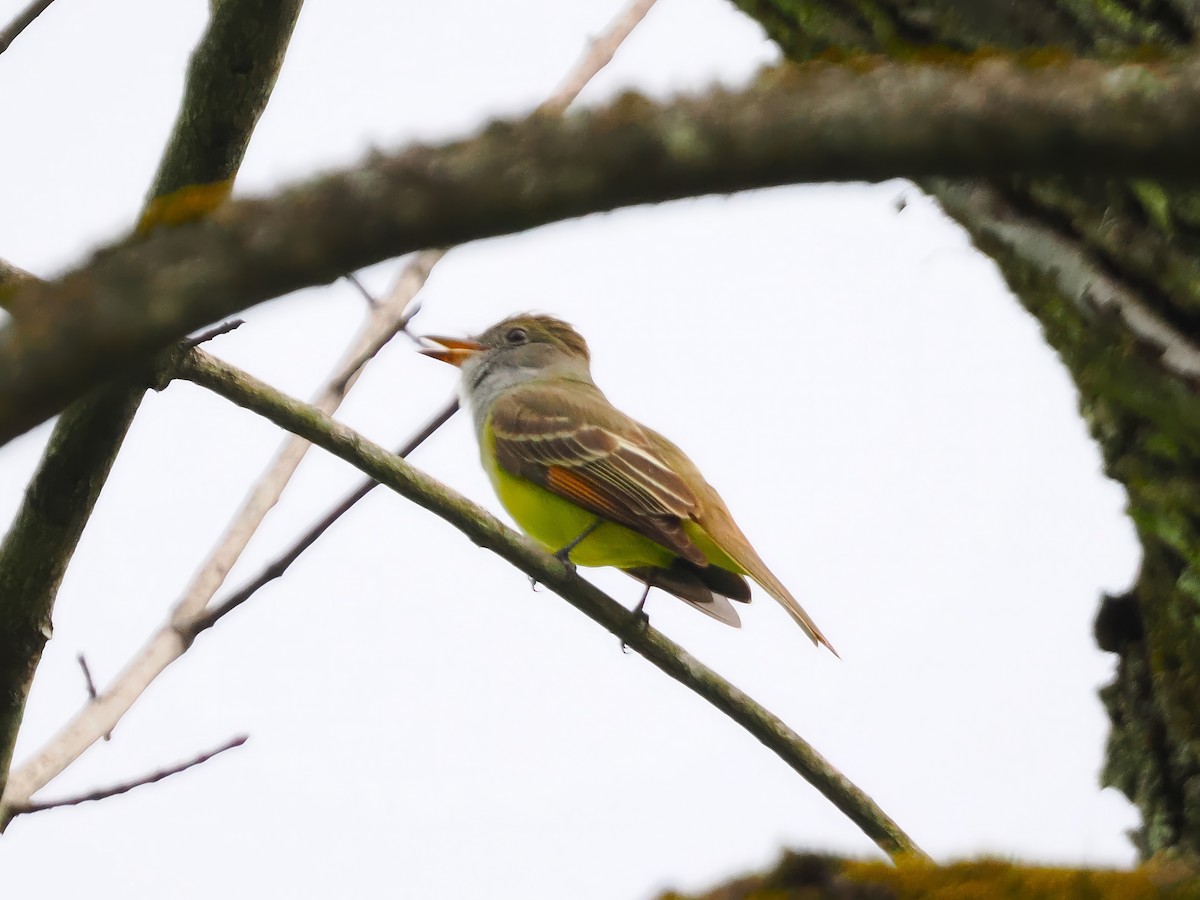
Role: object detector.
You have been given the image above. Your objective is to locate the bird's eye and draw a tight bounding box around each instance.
[506,327,528,345]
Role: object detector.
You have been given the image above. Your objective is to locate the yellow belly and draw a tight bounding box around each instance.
[487,455,674,568]
[481,424,747,575]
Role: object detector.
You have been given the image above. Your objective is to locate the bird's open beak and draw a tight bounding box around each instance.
[419,335,484,367]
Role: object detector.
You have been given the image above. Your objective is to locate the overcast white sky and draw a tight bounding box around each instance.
[0,0,1142,896]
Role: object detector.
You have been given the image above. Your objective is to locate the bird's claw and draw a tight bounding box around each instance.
[553,548,577,573]
[620,605,650,653]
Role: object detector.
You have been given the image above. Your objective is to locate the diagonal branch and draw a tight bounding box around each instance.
[169,281,427,627]
[192,397,459,632]
[9,735,247,816]
[172,348,929,861]
[0,0,304,810]
[9,51,1200,443]
[0,0,57,56]
[537,0,658,114]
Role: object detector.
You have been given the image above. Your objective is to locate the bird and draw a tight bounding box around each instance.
[419,313,836,654]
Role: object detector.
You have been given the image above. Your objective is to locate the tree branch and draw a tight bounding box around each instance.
[0,0,303,811]
[729,0,1200,861]
[9,735,247,816]
[181,319,245,350]
[75,653,111,740]
[8,51,1200,443]
[0,258,36,298]
[193,397,459,632]
[925,177,1200,383]
[0,0,57,57]
[139,0,304,226]
[0,387,143,806]
[75,655,98,702]
[171,348,928,862]
[537,0,658,114]
[654,850,1199,899]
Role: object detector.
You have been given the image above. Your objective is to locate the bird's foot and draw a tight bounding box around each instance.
[532,545,580,591]
[620,589,652,653]
[551,519,600,573]
[552,547,578,573]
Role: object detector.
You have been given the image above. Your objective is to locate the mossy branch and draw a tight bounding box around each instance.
[170,347,928,862]
[147,0,301,201]
[9,51,1200,443]
[656,850,1199,899]
[0,0,302,808]
[730,0,1200,862]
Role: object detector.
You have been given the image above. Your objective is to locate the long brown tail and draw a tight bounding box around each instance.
[712,522,838,655]
[749,568,839,657]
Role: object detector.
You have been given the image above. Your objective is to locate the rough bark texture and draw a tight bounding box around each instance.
[10,53,1200,443]
[732,0,1200,863]
[0,388,141,795]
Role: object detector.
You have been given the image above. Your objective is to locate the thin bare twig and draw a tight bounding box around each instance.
[11,735,247,815]
[76,656,112,741]
[192,396,459,632]
[0,0,658,820]
[343,272,380,308]
[0,0,57,56]
[185,278,427,629]
[182,319,244,351]
[537,0,657,114]
[328,261,435,395]
[75,654,97,702]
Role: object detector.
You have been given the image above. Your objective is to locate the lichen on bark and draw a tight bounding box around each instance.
[733,0,1200,862]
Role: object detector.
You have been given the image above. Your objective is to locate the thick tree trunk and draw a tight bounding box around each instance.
[732,0,1200,862]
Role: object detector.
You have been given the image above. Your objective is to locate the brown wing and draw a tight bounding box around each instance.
[489,383,706,564]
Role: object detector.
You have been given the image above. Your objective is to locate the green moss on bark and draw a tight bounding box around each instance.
[730,0,1200,861]
[957,196,1200,859]
[656,850,1200,898]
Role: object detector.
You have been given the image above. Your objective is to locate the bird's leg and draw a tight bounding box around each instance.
[552,518,602,570]
[632,580,652,619]
[529,519,603,591]
[622,579,653,654]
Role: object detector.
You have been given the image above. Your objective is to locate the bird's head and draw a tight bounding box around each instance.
[420,314,593,389]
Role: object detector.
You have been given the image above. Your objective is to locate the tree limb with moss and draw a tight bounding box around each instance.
[9,52,1200,444]
[732,0,1200,867]
[655,850,1200,899]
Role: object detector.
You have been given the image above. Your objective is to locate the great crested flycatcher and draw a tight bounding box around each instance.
[420,314,835,654]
